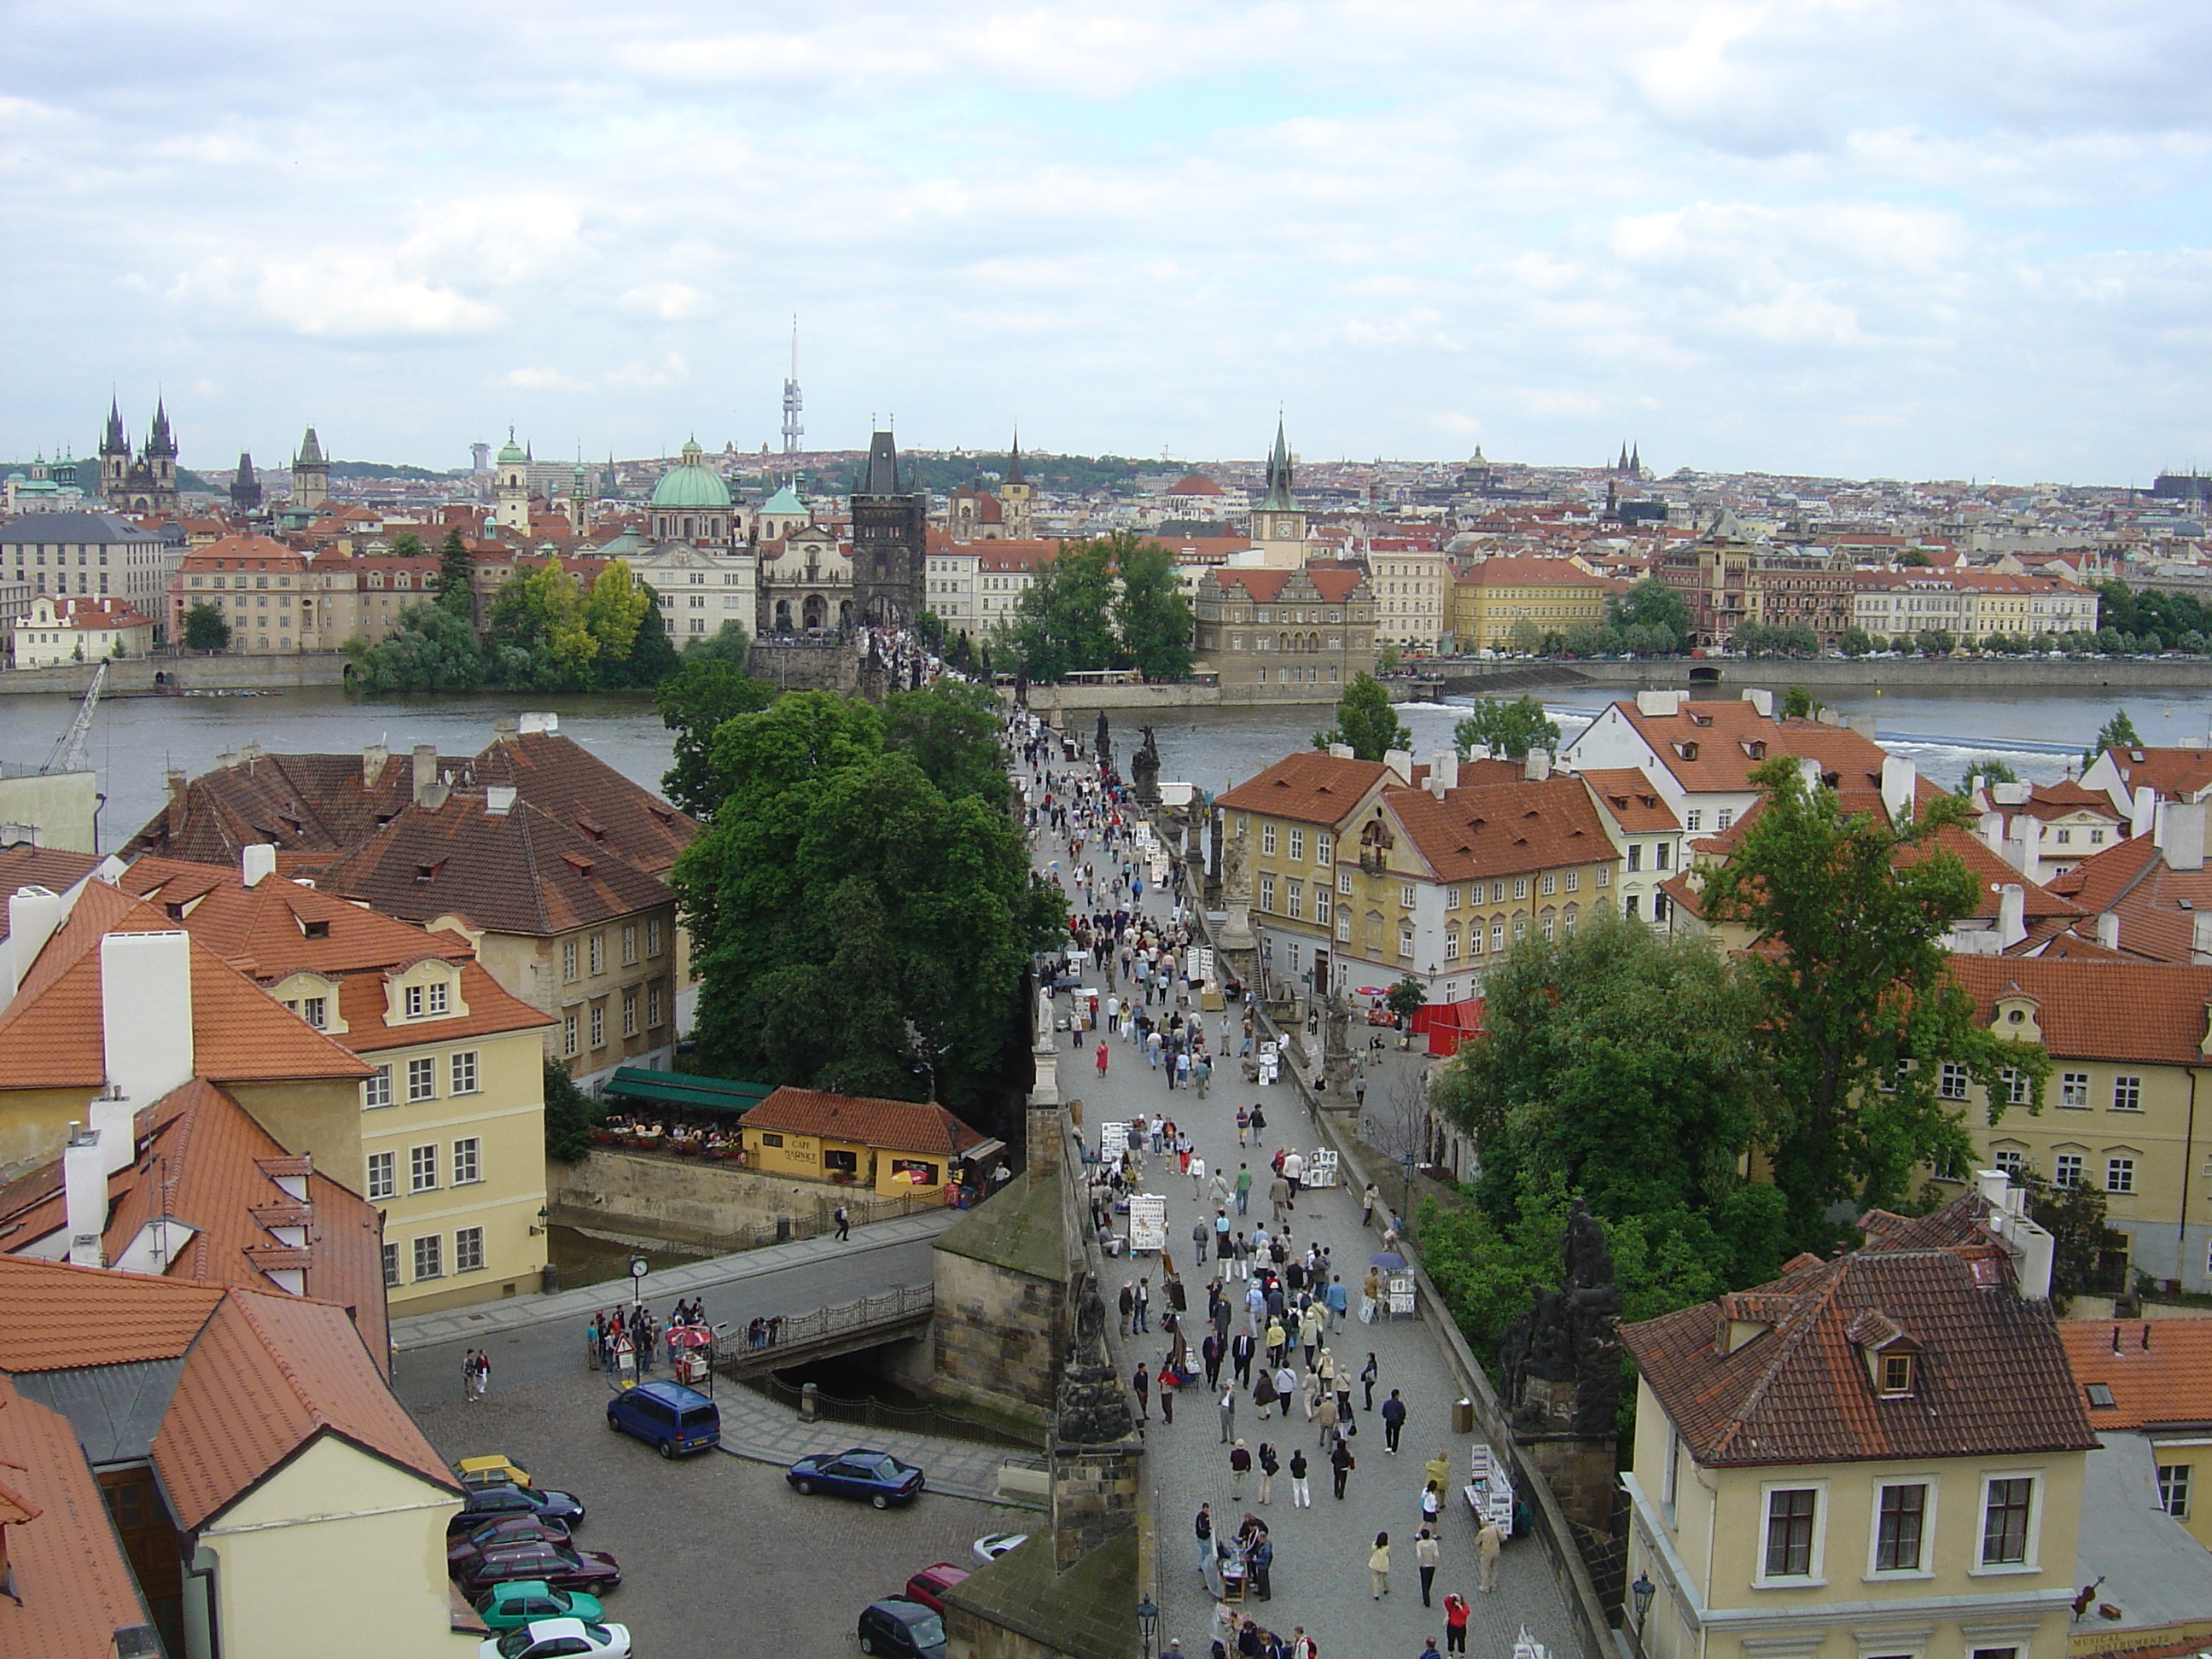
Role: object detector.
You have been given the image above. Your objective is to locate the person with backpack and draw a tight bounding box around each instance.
[1257,1441,1279,1504]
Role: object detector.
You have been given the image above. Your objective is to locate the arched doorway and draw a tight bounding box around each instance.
[802,595,826,632]
[839,599,855,629]
[774,599,793,632]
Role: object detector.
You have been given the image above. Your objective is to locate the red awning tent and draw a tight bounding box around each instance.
[1410,998,1485,1057]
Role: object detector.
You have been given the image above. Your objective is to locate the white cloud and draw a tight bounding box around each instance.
[620,282,712,322]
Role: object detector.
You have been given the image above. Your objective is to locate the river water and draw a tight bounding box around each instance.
[7,678,2210,853]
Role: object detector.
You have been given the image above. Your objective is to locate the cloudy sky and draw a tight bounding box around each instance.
[7,1,2210,482]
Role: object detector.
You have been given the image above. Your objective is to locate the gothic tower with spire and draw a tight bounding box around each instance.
[1000,429,1034,540]
[98,398,131,501]
[293,426,330,511]
[1251,417,1308,568]
[850,428,928,627]
[103,398,181,512]
[230,452,263,513]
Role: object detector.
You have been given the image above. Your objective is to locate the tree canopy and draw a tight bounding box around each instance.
[344,602,484,692]
[1697,756,2049,1244]
[2087,707,2142,765]
[1313,672,1411,760]
[436,527,475,618]
[1452,695,1559,760]
[1010,541,1119,682]
[655,658,780,820]
[1608,578,1689,650]
[1110,533,1196,683]
[672,691,1060,1110]
[181,602,230,653]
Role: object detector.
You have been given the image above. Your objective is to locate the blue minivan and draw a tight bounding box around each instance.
[606,1381,720,1458]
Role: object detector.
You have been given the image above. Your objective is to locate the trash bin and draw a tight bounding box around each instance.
[540,1263,560,1295]
[1452,1397,1476,1435]
[800,1382,819,1423]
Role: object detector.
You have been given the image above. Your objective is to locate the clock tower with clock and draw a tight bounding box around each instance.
[1250,417,1308,568]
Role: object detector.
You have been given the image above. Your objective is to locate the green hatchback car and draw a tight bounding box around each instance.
[476,1581,607,1633]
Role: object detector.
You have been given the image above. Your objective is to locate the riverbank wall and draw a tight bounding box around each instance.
[0,653,352,697]
[1022,680,1341,719]
[1429,655,2212,695]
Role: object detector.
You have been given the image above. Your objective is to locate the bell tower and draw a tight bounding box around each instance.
[493,430,529,533]
[1001,429,1034,540]
[99,397,131,500]
[1251,418,1307,568]
[293,426,329,510]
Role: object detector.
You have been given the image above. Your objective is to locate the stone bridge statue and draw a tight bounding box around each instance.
[1055,1267,1135,1445]
[1499,1197,1624,1438]
[1131,725,1161,806]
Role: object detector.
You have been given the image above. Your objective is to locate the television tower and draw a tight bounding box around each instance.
[781,316,804,457]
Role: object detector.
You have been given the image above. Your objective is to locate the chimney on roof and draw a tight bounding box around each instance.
[3,885,64,1010]
[1880,755,1918,825]
[1329,743,1354,761]
[519,711,559,736]
[411,743,438,806]
[1741,688,1774,719]
[1383,748,1413,785]
[65,1121,105,1268]
[102,932,194,1108]
[1428,751,1458,800]
[1636,690,1686,718]
[242,843,276,888]
[493,715,517,742]
[1523,748,1551,783]
[362,742,389,789]
[2097,911,2121,952]
[165,767,189,835]
[1976,1167,2056,1300]
[1998,883,2027,949]
[2160,799,2207,873]
[2132,786,2159,841]
[486,785,517,815]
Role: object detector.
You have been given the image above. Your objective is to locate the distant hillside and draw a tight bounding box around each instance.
[329,461,454,481]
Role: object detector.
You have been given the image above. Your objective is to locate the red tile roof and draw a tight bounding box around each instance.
[1383,777,1616,882]
[0,1375,154,1659]
[742,1087,990,1158]
[0,882,372,1090]
[1594,700,1891,798]
[0,1080,390,1365]
[472,731,697,878]
[1576,768,1682,834]
[2098,746,2212,802]
[0,1256,225,1371]
[2058,1318,2212,1429]
[1621,1192,2094,1467]
[1945,953,2212,1065]
[1217,751,1393,828]
[154,1284,457,1528]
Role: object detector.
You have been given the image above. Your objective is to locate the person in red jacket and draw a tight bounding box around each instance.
[1442,1592,1471,1654]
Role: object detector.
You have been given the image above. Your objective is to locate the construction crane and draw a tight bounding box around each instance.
[42,661,106,776]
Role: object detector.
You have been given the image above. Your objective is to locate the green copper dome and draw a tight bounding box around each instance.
[650,439,731,510]
[497,431,527,466]
[760,482,806,516]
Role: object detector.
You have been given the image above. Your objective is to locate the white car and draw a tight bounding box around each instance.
[972,1532,1029,1565]
[482,1617,632,1659]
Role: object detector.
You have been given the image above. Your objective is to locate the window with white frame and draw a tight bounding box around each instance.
[1262,823,1277,855]
[1979,1476,2034,1566]
[364,1065,393,1109]
[2000,1067,2029,1105]
[562,1013,579,1057]
[1564,870,1579,892]
[1994,1147,2027,1176]
[1762,1487,1820,1578]
[1400,924,1415,957]
[1401,883,1417,908]
[1336,913,1352,942]
[1940,1062,1970,1100]
[648,917,664,956]
[2158,1463,2192,1520]
[455,1226,485,1274]
[1316,833,1333,866]
[2061,1072,2090,1107]
[1446,885,1461,910]
[1315,888,1331,926]
[1512,876,1528,900]
[1289,829,1304,862]
[622,923,637,964]
[1260,876,1276,912]
[1873,1481,1928,1573]
[2113,1075,2143,1111]
[649,983,663,1027]
[590,1004,605,1049]
[412,1234,442,1280]
[2054,1152,2084,1188]
[408,1057,436,1101]
[451,1050,478,1094]
[367,1151,394,1200]
[1444,926,1460,960]
[381,1243,399,1288]
[623,990,639,1037]
[452,1137,480,1185]
[1685,810,1703,832]
[1338,870,1353,895]
[589,934,604,975]
[410,1144,438,1192]
[1540,872,1557,896]
[2107,1155,2136,1193]
[562,939,578,981]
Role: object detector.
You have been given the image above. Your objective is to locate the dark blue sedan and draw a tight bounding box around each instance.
[449,1483,586,1536]
[785,1447,925,1508]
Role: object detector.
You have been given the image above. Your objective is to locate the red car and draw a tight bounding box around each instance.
[455,1541,621,1598]
[448,1516,572,1567]
[902,1563,969,1614]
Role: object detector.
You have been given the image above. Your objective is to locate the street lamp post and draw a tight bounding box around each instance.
[1632,1570,1656,1634]
[1136,1593,1159,1659]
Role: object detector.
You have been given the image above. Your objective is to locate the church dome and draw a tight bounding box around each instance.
[497,434,527,466]
[650,439,731,509]
[761,482,806,516]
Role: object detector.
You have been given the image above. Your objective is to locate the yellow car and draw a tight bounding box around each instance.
[456,1455,534,1491]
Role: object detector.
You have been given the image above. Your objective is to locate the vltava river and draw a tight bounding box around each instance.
[3,678,2208,854]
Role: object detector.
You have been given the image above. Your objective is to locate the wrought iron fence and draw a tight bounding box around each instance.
[734,1368,1044,1452]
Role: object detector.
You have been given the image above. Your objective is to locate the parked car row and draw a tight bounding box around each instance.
[450,1454,628,1659]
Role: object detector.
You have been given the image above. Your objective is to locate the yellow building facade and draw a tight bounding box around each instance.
[1447,556,1610,651]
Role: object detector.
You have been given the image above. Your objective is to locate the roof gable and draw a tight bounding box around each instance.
[742,1086,987,1157]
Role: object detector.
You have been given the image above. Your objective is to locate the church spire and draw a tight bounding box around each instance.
[102,396,129,457]
[1260,416,1296,512]
[1007,427,1025,485]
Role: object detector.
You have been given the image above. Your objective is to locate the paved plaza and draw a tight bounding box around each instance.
[1024,744,1585,1659]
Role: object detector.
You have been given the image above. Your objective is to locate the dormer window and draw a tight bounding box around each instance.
[404,980,450,1019]
[302,917,330,940]
[1880,1353,1914,1395]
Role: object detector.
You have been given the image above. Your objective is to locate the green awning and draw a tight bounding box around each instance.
[602,1067,773,1115]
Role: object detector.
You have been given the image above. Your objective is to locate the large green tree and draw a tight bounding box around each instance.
[595,583,681,690]
[1609,578,1690,650]
[673,692,1059,1109]
[2086,707,2143,765]
[1432,912,1785,1287]
[344,602,485,691]
[1108,533,1195,682]
[1011,541,1118,682]
[1313,672,1412,760]
[882,678,1011,811]
[1452,695,1560,760]
[436,527,476,618]
[655,658,779,820]
[1697,756,2051,1244]
[181,602,230,653]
